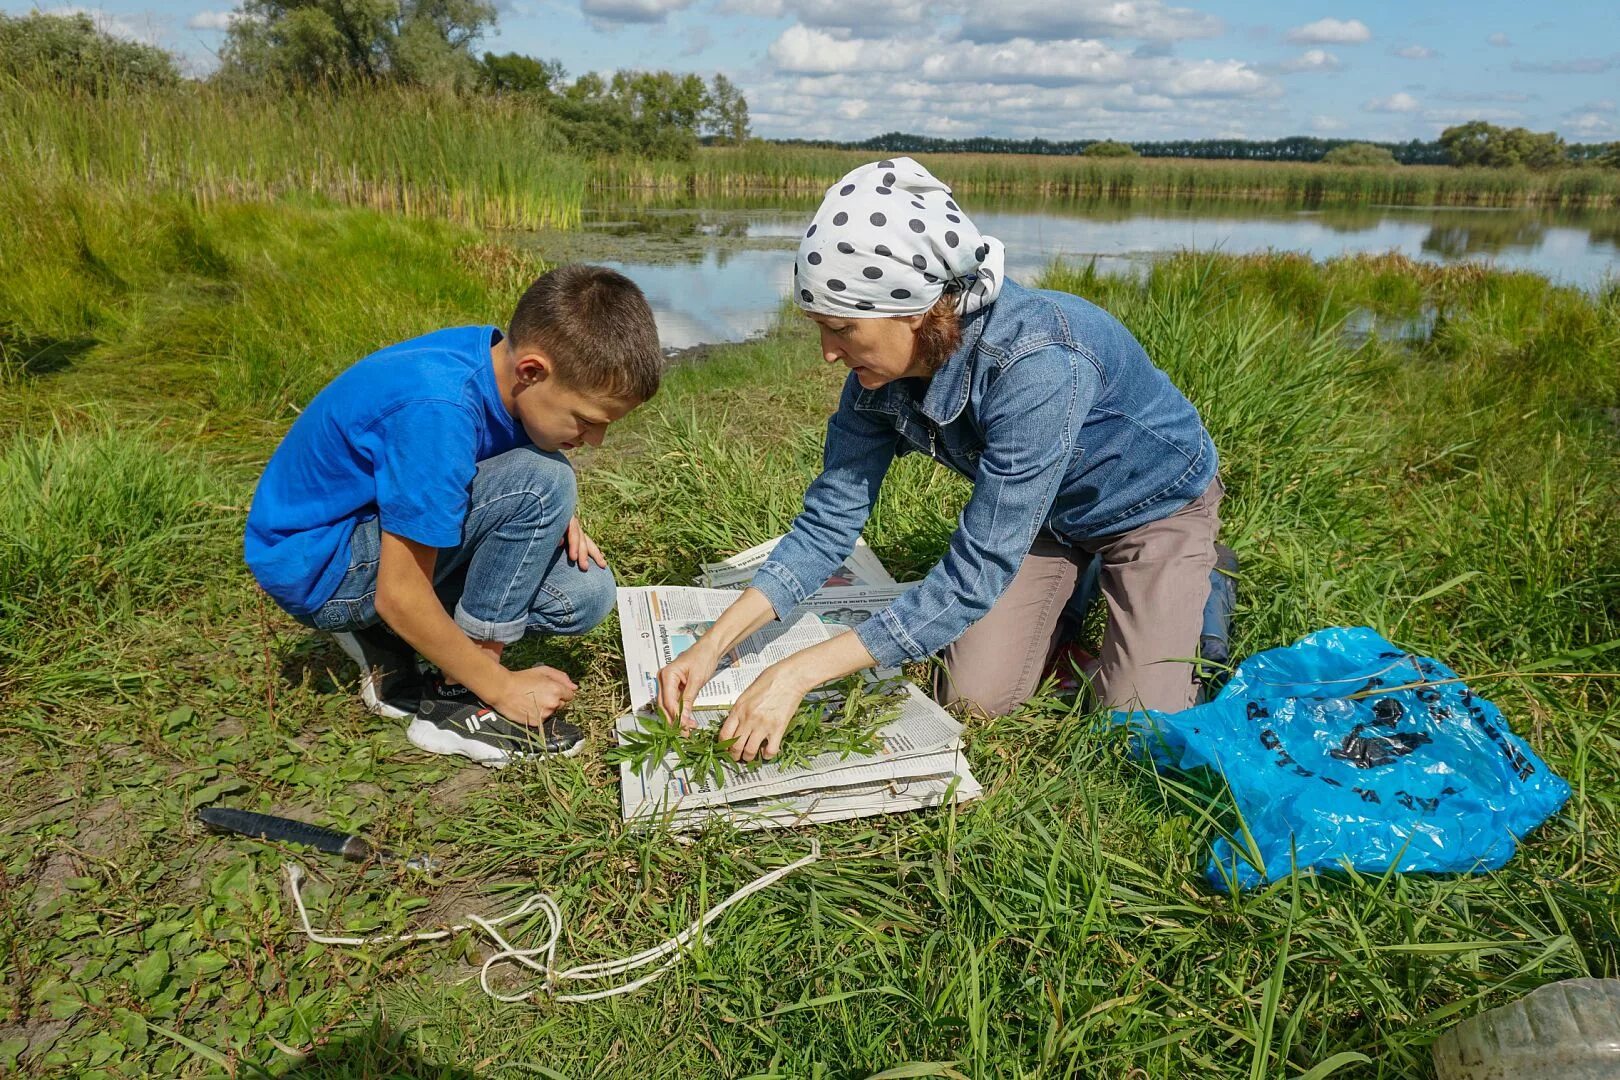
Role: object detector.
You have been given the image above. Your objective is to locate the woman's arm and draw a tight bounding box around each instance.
[747,373,899,619]
[657,372,898,726]
[720,345,1098,761]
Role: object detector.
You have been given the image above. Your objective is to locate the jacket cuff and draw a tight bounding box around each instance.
[855,607,924,670]
[749,561,805,619]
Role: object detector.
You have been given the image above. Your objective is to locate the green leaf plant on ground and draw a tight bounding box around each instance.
[606,674,909,789]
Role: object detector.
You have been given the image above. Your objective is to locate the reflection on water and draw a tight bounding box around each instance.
[551,197,1620,350]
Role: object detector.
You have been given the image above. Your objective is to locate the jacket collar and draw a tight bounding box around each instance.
[917,296,993,425]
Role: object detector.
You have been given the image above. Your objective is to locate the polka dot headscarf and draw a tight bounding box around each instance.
[794,157,1006,319]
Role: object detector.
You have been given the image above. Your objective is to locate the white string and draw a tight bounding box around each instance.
[283,839,820,1004]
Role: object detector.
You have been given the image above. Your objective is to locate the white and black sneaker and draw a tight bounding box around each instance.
[406,680,585,768]
[331,623,426,720]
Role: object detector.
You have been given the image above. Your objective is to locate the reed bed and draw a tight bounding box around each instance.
[0,80,590,229]
[602,144,1620,207]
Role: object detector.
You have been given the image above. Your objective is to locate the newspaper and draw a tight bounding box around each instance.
[616,540,978,831]
[616,685,982,829]
[638,769,983,833]
[615,682,966,812]
[617,586,835,711]
[696,535,898,590]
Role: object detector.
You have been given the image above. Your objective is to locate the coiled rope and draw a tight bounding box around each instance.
[284,839,820,1004]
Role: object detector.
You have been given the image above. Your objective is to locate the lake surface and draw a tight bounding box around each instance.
[532,198,1620,350]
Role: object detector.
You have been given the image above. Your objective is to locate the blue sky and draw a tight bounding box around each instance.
[12,0,1619,143]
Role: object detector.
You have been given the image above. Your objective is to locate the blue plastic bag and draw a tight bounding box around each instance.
[1126,627,1570,892]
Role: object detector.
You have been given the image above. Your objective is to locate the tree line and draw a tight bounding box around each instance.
[782,129,1619,169]
[0,7,750,158]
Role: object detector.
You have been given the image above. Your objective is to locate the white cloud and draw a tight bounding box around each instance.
[1310,114,1346,132]
[1512,54,1618,75]
[186,9,243,31]
[768,28,1277,99]
[1364,91,1419,113]
[1486,32,1512,47]
[1273,48,1341,74]
[579,0,693,24]
[792,0,928,32]
[1578,99,1617,113]
[958,0,1223,45]
[1392,44,1435,60]
[1566,112,1615,137]
[1157,58,1271,97]
[767,25,925,74]
[1284,18,1370,46]
[45,5,164,44]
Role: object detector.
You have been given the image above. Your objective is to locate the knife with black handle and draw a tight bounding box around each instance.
[196,807,440,872]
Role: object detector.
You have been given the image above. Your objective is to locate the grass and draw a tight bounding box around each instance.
[4,79,1617,218]
[0,80,588,230]
[604,144,1620,208]
[0,183,1616,1077]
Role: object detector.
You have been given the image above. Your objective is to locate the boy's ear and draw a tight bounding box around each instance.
[513,350,554,386]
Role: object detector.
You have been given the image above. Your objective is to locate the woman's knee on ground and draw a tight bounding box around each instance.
[933,654,1037,719]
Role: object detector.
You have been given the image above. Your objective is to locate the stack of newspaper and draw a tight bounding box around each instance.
[614,536,982,831]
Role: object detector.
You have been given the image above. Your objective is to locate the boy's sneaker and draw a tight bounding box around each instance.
[331,623,426,720]
[407,680,585,768]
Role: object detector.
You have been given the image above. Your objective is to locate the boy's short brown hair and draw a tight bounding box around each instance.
[507,264,662,402]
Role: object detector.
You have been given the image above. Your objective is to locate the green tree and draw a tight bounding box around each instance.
[1599,143,1620,169]
[1322,142,1399,166]
[1083,139,1138,158]
[0,11,178,92]
[703,73,750,145]
[478,51,564,95]
[1440,120,1568,169]
[219,0,495,89]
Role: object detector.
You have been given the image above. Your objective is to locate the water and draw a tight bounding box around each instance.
[533,198,1620,350]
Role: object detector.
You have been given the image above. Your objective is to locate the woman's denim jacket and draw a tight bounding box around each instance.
[752,278,1218,670]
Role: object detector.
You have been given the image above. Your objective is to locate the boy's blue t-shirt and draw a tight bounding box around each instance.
[245,325,530,617]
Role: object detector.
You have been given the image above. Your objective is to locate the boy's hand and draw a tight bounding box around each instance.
[657,644,721,734]
[719,662,809,762]
[561,516,607,571]
[490,665,578,727]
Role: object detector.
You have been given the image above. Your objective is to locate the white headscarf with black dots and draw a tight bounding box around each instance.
[794,157,1005,319]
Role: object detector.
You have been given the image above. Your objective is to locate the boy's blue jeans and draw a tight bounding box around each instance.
[301,447,615,643]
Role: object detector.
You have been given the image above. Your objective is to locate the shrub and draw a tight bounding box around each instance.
[0,11,178,92]
[1323,142,1399,167]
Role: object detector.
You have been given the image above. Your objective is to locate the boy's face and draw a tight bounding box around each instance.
[512,353,639,452]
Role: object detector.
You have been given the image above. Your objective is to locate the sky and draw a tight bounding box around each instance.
[11,0,1620,144]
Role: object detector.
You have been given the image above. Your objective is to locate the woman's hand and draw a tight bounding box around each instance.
[719,661,812,762]
[560,516,607,570]
[657,643,721,733]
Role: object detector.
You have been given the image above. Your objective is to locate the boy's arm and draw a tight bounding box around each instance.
[375,530,575,725]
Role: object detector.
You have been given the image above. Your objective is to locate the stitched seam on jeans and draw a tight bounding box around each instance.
[472,488,557,623]
[535,580,579,624]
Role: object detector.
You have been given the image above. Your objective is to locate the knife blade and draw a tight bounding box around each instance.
[196,807,439,872]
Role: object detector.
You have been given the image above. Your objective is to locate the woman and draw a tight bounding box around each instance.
[658,158,1224,762]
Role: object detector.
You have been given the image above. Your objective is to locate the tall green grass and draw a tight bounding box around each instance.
[0,192,1614,1076]
[603,144,1620,207]
[0,179,543,414]
[0,80,589,229]
[5,79,1616,218]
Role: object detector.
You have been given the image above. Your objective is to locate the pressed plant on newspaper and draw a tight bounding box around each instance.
[607,675,911,789]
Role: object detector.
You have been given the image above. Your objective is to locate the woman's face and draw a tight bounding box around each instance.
[806,311,929,389]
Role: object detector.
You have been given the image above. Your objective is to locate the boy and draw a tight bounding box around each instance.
[245,264,660,767]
